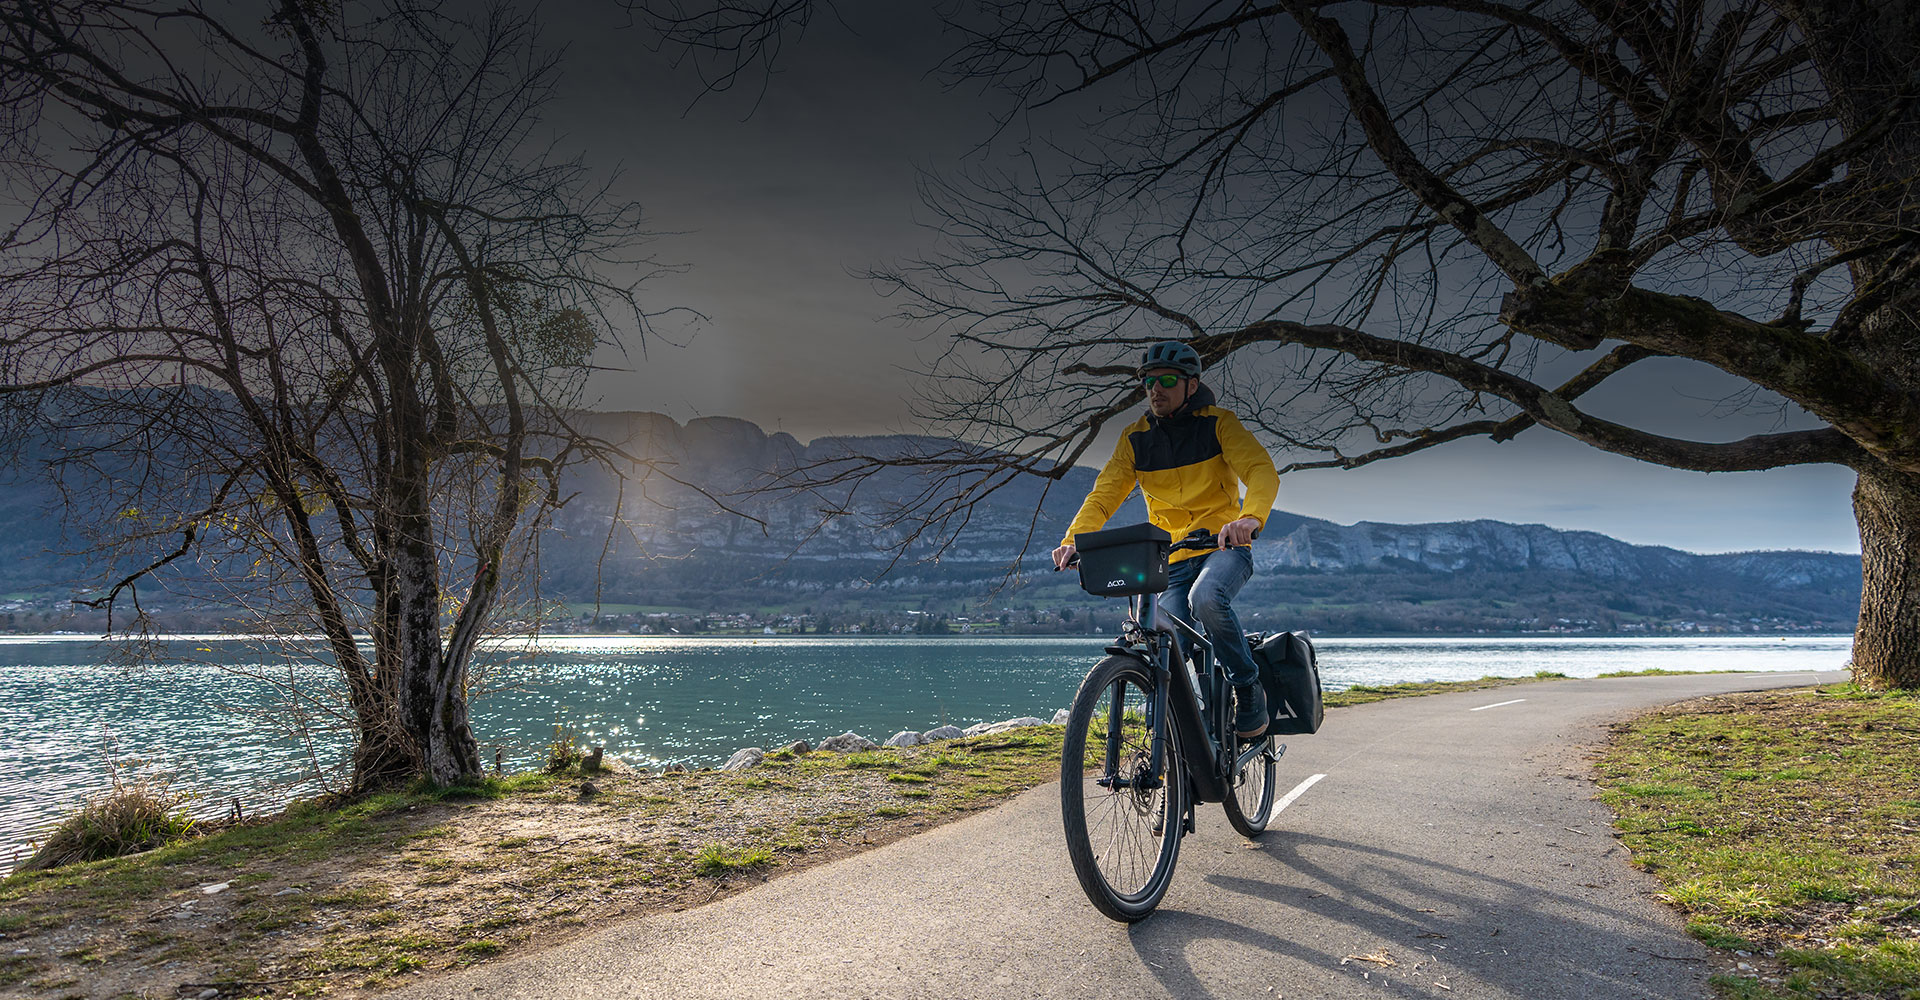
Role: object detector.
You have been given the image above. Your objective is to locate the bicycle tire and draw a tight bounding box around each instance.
[1060,654,1185,922]
[1222,733,1278,836]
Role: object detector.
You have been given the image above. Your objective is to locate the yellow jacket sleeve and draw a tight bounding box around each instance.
[1216,410,1279,531]
[1061,431,1138,546]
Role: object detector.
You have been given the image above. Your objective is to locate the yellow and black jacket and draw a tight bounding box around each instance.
[1062,384,1280,564]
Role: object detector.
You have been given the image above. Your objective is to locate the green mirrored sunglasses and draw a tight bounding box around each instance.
[1141,373,1185,389]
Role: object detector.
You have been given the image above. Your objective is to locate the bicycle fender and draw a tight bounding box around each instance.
[1104,646,1167,684]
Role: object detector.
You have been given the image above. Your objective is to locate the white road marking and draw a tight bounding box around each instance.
[1470,698,1527,712]
[1273,773,1326,814]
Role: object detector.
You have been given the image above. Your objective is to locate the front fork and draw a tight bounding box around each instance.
[1149,676,1197,834]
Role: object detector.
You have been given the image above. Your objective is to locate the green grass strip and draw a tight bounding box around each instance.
[1595,683,1920,999]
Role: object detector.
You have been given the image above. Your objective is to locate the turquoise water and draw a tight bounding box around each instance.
[1,633,1851,868]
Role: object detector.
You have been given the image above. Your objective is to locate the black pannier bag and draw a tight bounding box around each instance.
[1251,631,1324,735]
[1074,522,1172,597]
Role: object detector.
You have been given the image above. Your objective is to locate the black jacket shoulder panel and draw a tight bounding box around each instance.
[1130,412,1222,472]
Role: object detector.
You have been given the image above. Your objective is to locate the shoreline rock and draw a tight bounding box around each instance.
[722,748,765,771]
[964,716,1047,737]
[815,732,878,754]
[719,713,1064,771]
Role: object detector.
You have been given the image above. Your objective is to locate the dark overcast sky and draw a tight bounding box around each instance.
[534,2,1860,556]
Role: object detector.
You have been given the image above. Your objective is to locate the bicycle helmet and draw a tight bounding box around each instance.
[1137,340,1201,377]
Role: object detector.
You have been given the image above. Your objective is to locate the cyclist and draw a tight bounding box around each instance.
[1051,341,1281,739]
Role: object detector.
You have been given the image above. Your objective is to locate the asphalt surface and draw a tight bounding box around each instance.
[394,669,1846,1000]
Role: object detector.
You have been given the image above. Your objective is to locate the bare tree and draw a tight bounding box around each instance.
[667,0,1916,686]
[0,0,668,786]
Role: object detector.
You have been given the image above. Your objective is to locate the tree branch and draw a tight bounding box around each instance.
[1209,319,1866,471]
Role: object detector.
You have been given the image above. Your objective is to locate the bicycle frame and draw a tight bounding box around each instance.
[1103,591,1268,806]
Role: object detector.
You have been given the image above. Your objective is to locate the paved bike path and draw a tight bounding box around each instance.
[394,670,1844,1000]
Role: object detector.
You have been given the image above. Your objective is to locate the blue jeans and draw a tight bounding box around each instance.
[1156,545,1259,688]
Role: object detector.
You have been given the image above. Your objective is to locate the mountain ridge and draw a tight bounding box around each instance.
[0,403,1862,634]
[516,410,1860,634]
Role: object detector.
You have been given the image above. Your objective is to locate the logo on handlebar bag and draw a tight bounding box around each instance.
[1106,579,1126,589]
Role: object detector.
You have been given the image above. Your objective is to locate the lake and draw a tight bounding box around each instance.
[0,633,1851,869]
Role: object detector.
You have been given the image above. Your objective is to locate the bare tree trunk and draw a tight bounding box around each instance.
[389,456,482,785]
[351,716,420,791]
[339,643,418,790]
[1851,465,1920,689]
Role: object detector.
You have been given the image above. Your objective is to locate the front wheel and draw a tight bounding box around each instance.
[1223,733,1279,836]
[1060,654,1185,922]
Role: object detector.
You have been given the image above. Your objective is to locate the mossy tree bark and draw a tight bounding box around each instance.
[1850,467,1920,689]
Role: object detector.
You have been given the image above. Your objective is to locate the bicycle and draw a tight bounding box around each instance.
[1058,526,1285,921]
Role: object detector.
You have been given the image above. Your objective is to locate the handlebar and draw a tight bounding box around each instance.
[1170,529,1220,552]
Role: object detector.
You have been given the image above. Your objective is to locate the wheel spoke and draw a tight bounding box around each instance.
[1062,657,1184,918]
[1224,732,1278,836]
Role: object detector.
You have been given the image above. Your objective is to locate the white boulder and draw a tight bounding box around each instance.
[815,732,878,753]
[884,730,924,748]
[968,716,1049,737]
[922,725,966,742]
[722,747,765,771]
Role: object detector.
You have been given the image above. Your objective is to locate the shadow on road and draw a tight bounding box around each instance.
[1123,830,1707,1000]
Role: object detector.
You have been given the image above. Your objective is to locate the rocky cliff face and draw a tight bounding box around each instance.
[1256,515,1692,577]
[540,410,1857,595]
[0,402,1860,630]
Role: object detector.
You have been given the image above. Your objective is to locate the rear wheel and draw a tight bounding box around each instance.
[1060,654,1185,922]
[1222,733,1278,836]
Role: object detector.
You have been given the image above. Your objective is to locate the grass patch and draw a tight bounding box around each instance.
[694,844,774,874]
[1614,782,1713,800]
[1689,919,1760,950]
[420,779,508,802]
[0,954,45,986]
[838,751,903,770]
[455,939,504,960]
[17,769,195,872]
[1324,672,1568,707]
[1597,667,1747,678]
[1596,683,1920,1000]
[543,717,585,774]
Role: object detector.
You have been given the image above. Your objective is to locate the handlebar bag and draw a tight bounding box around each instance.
[1073,522,1172,596]
[1252,630,1324,734]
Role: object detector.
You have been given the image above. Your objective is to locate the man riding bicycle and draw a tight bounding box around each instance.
[1051,340,1281,740]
